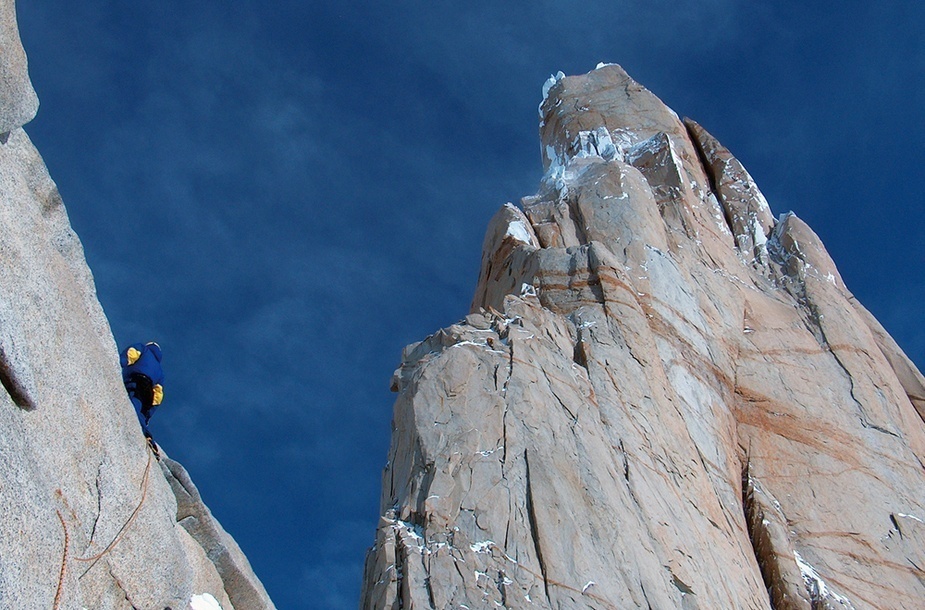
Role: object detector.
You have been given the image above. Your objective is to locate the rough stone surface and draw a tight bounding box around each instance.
[0,0,38,134]
[361,65,925,609]
[0,18,275,610]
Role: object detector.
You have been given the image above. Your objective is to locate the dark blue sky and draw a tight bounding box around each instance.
[16,2,924,608]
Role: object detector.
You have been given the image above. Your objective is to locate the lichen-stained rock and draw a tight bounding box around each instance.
[362,64,925,609]
[0,13,275,608]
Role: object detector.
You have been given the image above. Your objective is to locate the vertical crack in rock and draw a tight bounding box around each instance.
[108,566,140,610]
[619,440,630,481]
[683,117,774,264]
[422,546,436,610]
[812,304,898,437]
[88,460,105,545]
[415,462,436,522]
[523,450,551,602]
[685,120,736,242]
[500,383,510,464]
[848,295,925,423]
[565,192,591,245]
[640,583,654,610]
[496,315,515,399]
[495,570,508,607]
[572,335,589,372]
[0,344,35,409]
[541,367,578,422]
[741,463,811,610]
[393,530,407,609]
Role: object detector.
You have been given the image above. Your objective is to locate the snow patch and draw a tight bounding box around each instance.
[582,581,596,593]
[542,127,620,191]
[575,126,617,161]
[595,62,615,70]
[625,132,665,164]
[794,552,854,609]
[477,445,504,457]
[449,340,506,354]
[190,593,224,610]
[540,71,566,111]
[470,540,494,554]
[505,219,534,245]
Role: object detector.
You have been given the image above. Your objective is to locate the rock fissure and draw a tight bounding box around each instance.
[523,450,551,603]
[0,344,35,409]
[686,125,737,247]
[88,460,105,545]
[423,562,436,610]
[107,565,140,610]
[814,306,896,437]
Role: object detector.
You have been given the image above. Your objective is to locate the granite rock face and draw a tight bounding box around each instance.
[361,65,925,609]
[0,3,275,608]
[0,0,38,135]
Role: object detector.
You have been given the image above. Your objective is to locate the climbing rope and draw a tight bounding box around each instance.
[52,448,155,608]
[52,510,68,610]
[76,448,154,577]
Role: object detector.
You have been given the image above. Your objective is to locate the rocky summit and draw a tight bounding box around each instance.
[0,1,274,608]
[361,65,925,609]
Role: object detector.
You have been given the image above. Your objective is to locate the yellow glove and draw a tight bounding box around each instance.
[126,347,141,366]
[152,384,164,406]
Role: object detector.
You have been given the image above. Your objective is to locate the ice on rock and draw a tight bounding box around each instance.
[542,127,622,191]
[574,126,617,160]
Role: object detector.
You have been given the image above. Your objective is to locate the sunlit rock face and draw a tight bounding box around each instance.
[361,64,925,609]
[0,2,275,608]
[0,0,37,135]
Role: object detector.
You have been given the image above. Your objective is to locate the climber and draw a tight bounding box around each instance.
[120,342,164,455]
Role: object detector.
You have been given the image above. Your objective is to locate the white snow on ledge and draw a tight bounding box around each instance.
[190,593,224,610]
[505,219,534,245]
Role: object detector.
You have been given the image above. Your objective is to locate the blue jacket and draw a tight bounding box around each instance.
[121,342,165,387]
[120,342,165,437]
